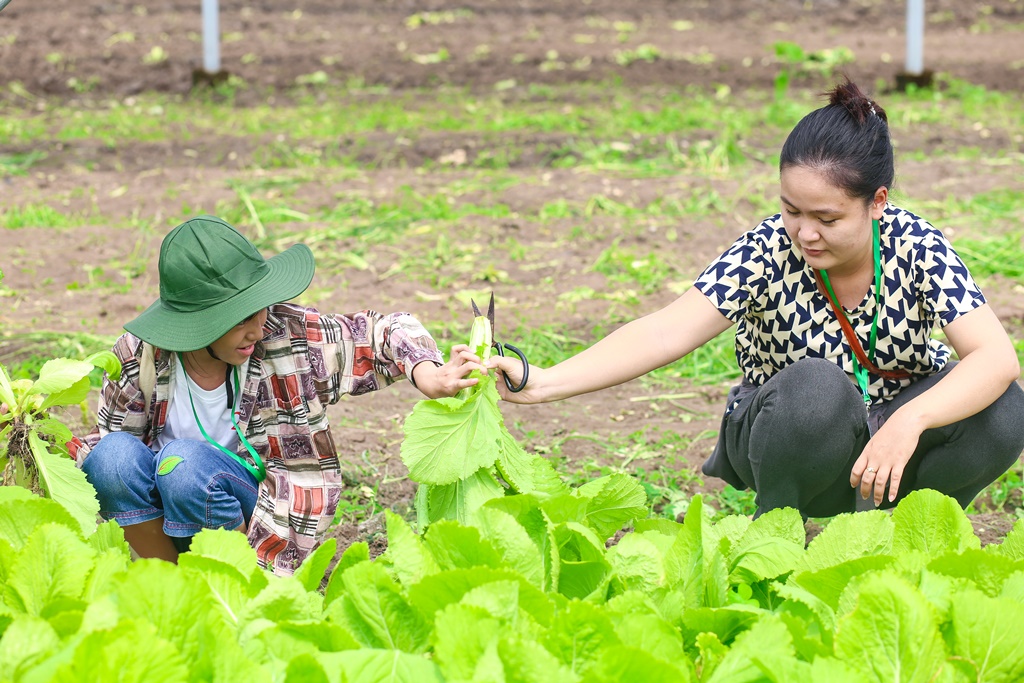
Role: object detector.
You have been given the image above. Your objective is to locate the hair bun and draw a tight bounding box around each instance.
[827,77,888,124]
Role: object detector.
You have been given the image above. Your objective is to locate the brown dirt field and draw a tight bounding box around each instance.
[2,0,1023,553]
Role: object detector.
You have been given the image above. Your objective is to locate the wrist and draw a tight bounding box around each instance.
[409,361,442,391]
[888,403,929,435]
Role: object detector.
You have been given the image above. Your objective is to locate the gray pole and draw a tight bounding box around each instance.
[0,0,15,14]
[202,0,221,73]
[905,0,924,75]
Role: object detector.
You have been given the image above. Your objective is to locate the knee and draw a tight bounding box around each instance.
[763,358,862,424]
[153,439,219,497]
[82,432,152,498]
[82,432,149,480]
[974,382,1024,464]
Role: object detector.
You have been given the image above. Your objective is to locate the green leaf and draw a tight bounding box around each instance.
[259,621,360,657]
[793,509,893,574]
[28,358,94,397]
[497,635,582,683]
[948,587,1024,682]
[29,418,74,448]
[892,488,980,556]
[432,602,501,680]
[705,616,791,683]
[83,350,122,382]
[483,495,560,592]
[382,509,439,588]
[423,520,504,571]
[284,654,331,683]
[927,548,1022,597]
[50,619,190,683]
[0,615,61,679]
[728,524,804,585]
[27,430,100,536]
[679,605,762,647]
[114,560,219,664]
[663,494,706,607]
[407,567,554,626]
[695,632,729,681]
[187,527,260,576]
[607,532,666,593]
[575,473,648,540]
[245,575,323,625]
[0,490,78,549]
[324,542,370,608]
[554,522,611,600]
[39,375,91,411]
[1000,571,1024,602]
[317,649,444,683]
[592,644,693,683]
[790,555,896,610]
[611,612,685,667]
[542,598,621,676]
[993,519,1024,561]
[401,379,504,485]
[176,555,254,627]
[494,427,568,498]
[422,466,506,525]
[295,537,337,593]
[4,523,96,616]
[471,506,545,588]
[329,561,430,652]
[0,362,17,412]
[833,572,947,682]
[157,456,185,476]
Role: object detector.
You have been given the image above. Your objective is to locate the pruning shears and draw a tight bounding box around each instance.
[470,292,530,393]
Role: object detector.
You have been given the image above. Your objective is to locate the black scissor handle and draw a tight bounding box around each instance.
[492,341,529,393]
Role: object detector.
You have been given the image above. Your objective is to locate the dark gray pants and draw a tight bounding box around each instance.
[702,358,1024,518]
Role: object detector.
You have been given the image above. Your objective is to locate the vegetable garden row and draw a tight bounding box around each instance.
[2,316,1024,681]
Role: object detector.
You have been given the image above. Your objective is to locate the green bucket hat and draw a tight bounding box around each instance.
[124,215,315,352]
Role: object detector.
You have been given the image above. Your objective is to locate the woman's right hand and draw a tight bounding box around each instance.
[486,355,545,404]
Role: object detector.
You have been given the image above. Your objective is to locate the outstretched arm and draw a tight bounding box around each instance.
[487,287,734,404]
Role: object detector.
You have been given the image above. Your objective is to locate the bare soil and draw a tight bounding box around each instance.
[2,0,1022,552]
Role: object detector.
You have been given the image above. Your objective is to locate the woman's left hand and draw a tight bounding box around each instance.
[410,345,485,399]
[850,415,923,506]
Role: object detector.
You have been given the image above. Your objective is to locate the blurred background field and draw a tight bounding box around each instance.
[2,0,1023,542]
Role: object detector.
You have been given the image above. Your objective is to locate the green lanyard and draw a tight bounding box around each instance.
[819,219,882,406]
[178,353,266,482]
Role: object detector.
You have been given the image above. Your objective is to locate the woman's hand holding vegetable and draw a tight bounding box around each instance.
[411,344,485,399]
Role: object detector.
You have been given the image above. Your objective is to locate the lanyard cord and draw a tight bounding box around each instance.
[819,219,882,406]
[178,353,266,482]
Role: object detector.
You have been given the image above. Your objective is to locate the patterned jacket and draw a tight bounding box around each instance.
[70,303,443,575]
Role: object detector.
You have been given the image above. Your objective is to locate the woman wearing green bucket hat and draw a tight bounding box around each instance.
[71,215,483,575]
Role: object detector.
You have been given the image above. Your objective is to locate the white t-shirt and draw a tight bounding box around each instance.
[152,355,248,453]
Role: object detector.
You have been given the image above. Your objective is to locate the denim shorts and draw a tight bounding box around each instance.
[82,432,258,543]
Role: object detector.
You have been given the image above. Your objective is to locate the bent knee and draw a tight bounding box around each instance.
[82,432,150,478]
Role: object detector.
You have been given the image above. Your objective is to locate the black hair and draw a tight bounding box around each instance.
[779,77,894,203]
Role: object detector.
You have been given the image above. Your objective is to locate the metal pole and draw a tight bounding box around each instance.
[905,0,924,75]
[0,0,15,14]
[201,0,221,73]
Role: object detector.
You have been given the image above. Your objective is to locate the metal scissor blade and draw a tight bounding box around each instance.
[471,298,483,318]
[486,292,495,330]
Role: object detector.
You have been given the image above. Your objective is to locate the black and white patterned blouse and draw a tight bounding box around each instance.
[693,204,985,406]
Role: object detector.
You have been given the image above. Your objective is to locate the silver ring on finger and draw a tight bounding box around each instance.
[865,467,876,474]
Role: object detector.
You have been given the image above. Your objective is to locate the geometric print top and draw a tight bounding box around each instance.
[71,303,444,576]
[693,203,986,407]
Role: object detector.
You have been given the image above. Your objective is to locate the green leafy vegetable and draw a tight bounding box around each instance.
[1,352,121,535]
